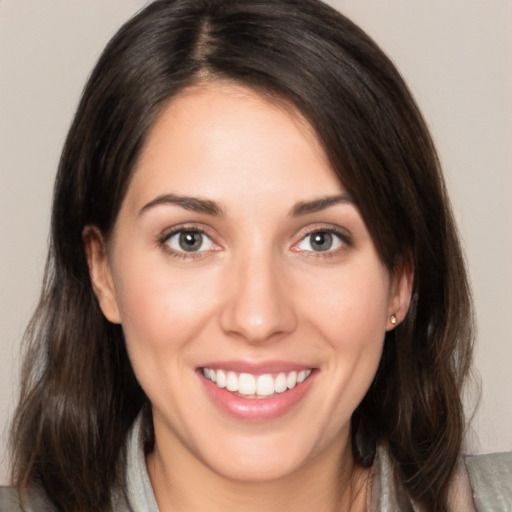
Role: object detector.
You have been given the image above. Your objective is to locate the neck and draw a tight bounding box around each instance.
[146,434,369,512]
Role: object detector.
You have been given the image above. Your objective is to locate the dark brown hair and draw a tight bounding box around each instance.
[10,1,473,511]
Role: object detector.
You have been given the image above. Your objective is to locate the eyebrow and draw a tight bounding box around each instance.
[139,194,224,217]
[291,194,354,216]
[139,192,353,218]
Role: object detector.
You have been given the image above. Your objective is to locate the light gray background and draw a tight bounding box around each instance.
[1,0,511,484]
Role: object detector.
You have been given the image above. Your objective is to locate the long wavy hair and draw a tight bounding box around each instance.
[10,1,473,510]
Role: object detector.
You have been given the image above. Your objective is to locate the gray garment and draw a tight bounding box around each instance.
[466,452,512,512]
[1,415,511,511]
[120,416,512,511]
[121,414,159,511]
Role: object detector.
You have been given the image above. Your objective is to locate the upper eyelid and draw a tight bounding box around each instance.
[165,230,214,252]
[164,228,212,243]
[157,224,218,252]
[294,224,351,242]
[289,226,353,256]
[160,223,215,241]
[158,226,219,259]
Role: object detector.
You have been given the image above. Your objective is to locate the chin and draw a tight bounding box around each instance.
[190,424,336,484]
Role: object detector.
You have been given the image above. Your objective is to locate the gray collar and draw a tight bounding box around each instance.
[122,414,501,512]
[123,414,159,512]
[121,414,408,511]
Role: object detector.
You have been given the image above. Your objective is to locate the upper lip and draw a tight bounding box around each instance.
[198,360,315,375]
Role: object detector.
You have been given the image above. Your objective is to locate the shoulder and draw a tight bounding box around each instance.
[0,485,57,511]
[0,485,132,511]
[0,487,22,511]
[465,451,512,511]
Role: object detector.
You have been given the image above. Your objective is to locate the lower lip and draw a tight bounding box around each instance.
[199,371,316,421]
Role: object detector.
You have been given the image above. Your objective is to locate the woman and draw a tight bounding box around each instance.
[1,0,510,511]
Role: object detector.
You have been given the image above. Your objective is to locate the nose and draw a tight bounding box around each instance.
[219,253,297,344]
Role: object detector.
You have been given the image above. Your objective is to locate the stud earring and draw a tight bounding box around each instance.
[390,314,397,325]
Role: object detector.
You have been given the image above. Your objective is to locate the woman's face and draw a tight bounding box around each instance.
[87,83,410,482]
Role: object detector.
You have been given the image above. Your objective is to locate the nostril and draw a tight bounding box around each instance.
[217,256,298,344]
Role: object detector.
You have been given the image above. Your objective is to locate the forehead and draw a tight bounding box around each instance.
[125,83,344,213]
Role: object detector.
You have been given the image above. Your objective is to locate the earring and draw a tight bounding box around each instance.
[390,314,397,325]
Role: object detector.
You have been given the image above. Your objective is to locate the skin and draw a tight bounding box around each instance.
[85,83,412,512]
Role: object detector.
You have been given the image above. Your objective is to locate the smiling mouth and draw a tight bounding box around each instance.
[201,368,313,398]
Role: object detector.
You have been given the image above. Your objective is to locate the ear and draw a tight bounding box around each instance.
[386,256,414,331]
[83,225,121,324]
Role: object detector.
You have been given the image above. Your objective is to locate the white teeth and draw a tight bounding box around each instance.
[287,371,297,389]
[216,369,226,388]
[297,369,311,383]
[238,373,256,395]
[226,371,238,392]
[256,374,275,396]
[202,368,313,397]
[274,373,288,393]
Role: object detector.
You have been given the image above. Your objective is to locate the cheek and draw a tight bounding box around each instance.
[111,255,219,355]
[298,260,390,409]
[111,257,223,414]
[302,262,390,347]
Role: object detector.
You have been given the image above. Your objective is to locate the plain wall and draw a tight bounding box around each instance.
[1,0,511,484]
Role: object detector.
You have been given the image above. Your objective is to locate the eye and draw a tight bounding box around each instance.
[296,230,344,252]
[164,230,214,253]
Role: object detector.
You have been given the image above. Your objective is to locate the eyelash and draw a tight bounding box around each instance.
[157,224,352,261]
[158,224,217,261]
[292,226,352,257]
